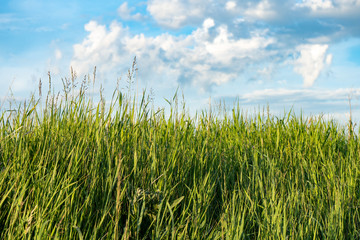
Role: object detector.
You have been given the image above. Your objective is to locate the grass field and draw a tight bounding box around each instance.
[1,72,360,239]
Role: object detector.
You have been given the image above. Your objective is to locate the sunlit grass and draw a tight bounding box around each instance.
[1,68,360,239]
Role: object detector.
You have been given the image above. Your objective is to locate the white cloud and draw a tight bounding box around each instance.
[71,21,127,75]
[225,1,237,11]
[295,0,360,17]
[293,44,332,87]
[117,2,143,21]
[71,18,276,90]
[245,0,277,20]
[147,0,207,28]
[307,36,332,44]
[296,0,334,11]
[325,54,333,64]
[203,18,215,29]
[70,1,360,93]
[204,25,275,65]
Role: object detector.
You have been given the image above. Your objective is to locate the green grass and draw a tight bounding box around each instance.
[1,74,360,239]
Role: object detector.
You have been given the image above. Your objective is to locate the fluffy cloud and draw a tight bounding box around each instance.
[204,26,275,65]
[245,0,278,20]
[71,21,127,75]
[71,18,276,90]
[295,0,360,17]
[293,44,332,87]
[117,2,143,21]
[296,0,334,11]
[147,0,208,28]
[225,1,237,11]
[71,0,360,92]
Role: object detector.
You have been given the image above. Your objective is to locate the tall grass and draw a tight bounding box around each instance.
[1,69,360,239]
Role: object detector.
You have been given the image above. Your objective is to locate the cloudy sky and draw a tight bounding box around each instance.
[1,0,360,122]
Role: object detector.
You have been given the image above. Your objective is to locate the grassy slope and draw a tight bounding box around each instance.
[1,86,360,239]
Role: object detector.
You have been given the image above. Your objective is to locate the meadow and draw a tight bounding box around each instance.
[1,70,360,239]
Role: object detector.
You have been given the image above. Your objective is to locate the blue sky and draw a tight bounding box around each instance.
[1,0,360,122]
